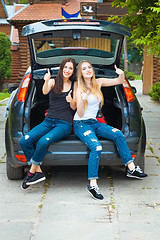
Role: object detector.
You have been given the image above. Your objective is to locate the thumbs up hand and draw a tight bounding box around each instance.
[44,68,51,82]
[80,91,88,101]
[66,90,73,103]
[114,65,124,75]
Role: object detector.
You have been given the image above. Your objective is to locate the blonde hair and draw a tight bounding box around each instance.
[77,60,104,108]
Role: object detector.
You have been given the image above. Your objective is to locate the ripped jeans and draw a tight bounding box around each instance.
[20,118,72,166]
[73,119,133,180]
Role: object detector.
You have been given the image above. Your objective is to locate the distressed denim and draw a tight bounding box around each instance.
[74,119,133,180]
[20,118,72,166]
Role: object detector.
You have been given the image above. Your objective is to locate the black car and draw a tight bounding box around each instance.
[5,18,146,180]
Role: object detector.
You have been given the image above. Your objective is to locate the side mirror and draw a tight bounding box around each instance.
[131,86,137,94]
[8,86,18,94]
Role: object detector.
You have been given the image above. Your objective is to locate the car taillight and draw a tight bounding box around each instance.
[122,78,135,102]
[15,155,27,162]
[17,73,32,102]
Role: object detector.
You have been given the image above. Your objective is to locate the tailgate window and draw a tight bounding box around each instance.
[33,37,119,66]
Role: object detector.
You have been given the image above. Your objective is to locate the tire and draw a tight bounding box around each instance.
[140,155,145,171]
[6,158,24,180]
[134,117,146,172]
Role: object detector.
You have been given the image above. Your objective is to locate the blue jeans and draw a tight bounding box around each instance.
[20,118,72,166]
[74,119,133,180]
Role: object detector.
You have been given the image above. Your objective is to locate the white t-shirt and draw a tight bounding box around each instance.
[74,93,101,120]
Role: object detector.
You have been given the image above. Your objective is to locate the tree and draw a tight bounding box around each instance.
[20,0,29,3]
[110,0,160,57]
[123,36,128,71]
[0,32,12,80]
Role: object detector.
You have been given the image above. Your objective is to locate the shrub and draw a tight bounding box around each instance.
[148,82,160,102]
[0,32,12,80]
[124,70,136,80]
[3,89,8,93]
[20,0,29,3]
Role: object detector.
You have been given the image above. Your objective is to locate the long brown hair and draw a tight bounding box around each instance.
[53,58,76,94]
[77,60,104,107]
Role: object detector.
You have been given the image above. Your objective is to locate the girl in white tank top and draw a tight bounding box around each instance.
[74,93,101,120]
[73,60,147,200]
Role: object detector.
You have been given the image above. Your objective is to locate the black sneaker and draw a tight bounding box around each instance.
[21,172,35,189]
[26,172,46,185]
[126,166,148,179]
[86,184,104,200]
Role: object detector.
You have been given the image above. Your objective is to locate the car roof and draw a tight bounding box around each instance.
[22,18,131,37]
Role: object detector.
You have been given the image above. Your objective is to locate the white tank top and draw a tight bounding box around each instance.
[74,93,101,120]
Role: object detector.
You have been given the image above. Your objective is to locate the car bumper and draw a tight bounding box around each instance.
[11,136,142,167]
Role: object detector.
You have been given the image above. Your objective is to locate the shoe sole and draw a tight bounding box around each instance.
[26,177,46,185]
[86,187,104,200]
[126,173,146,180]
[21,185,30,190]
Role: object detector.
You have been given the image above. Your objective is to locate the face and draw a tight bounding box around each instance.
[63,62,74,79]
[81,62,93,79]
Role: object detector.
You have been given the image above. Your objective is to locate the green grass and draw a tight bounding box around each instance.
[0,92,10,101]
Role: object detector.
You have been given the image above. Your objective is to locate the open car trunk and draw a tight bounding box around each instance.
[22,18,131,140]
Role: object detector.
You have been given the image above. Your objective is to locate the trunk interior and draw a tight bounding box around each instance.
[30,73,123,135]
[101,86,122,129]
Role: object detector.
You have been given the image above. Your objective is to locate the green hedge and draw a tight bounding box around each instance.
[124,70,136,80]
[0,32,12,80]
[148,82,160,102]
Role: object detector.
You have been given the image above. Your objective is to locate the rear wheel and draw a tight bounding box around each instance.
[134,117,146,172]
[6,158,24,180]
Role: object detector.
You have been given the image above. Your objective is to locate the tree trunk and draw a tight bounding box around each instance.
[124,36,128,72]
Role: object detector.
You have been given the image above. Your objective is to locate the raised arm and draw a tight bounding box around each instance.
[97,65,125,88]
[42,69,55,95]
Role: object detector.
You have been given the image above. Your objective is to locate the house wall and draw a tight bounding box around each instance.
[0,3,7,18]
[29,0,66,4]
[11,49,21,83]
[153,57,160,84]
[143,52,160,95]
[0,25,11,36]
[17,24,30,82]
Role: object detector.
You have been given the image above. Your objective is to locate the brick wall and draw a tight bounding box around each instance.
[153,57,160,84]
[0,25,11,37]
[0,3,7,18]
[29,0,65,4]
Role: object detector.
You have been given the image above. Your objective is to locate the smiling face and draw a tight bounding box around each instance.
[81,61,93,79]
[63,61,74,79]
